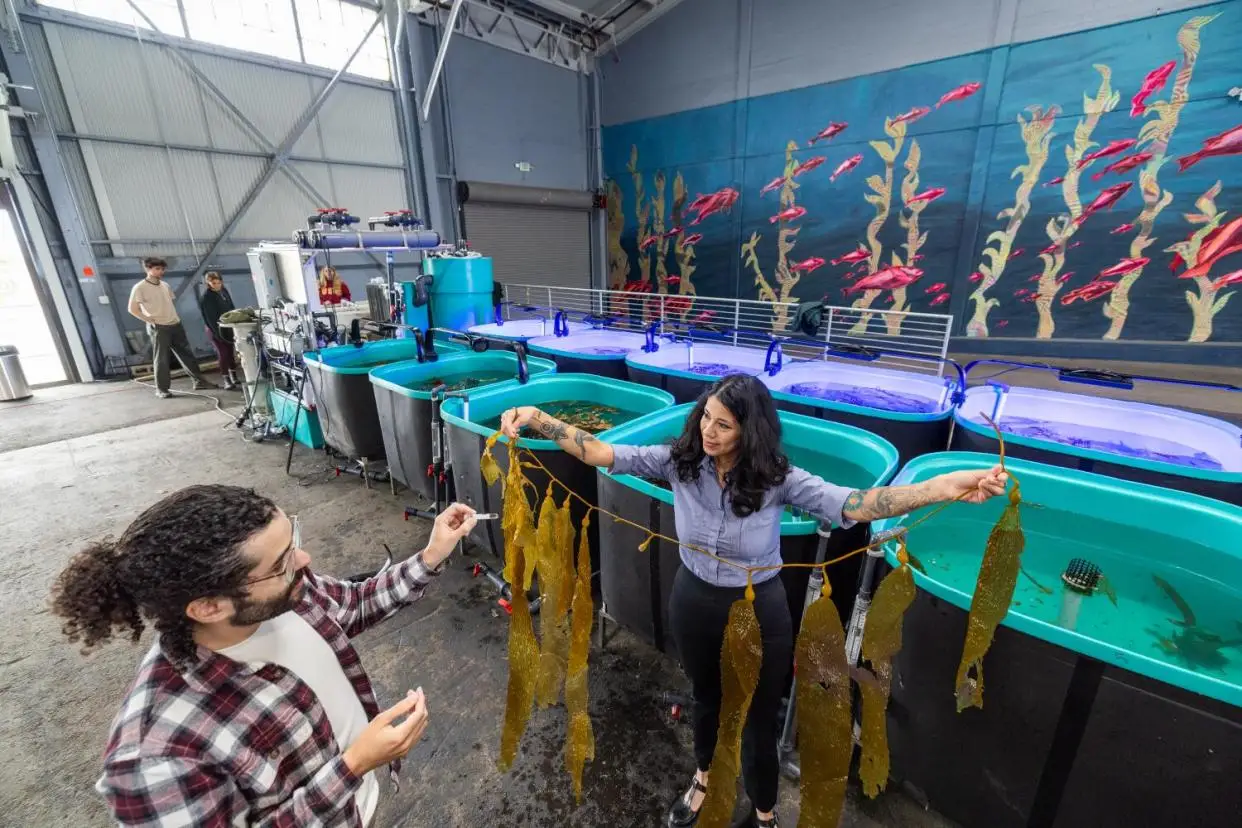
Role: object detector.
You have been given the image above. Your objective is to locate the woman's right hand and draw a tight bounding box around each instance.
[500,406,540,440]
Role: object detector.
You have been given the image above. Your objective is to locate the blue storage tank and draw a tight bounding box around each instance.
[404,256,495,333]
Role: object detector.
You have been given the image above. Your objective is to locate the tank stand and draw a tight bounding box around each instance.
[597,601,618,650]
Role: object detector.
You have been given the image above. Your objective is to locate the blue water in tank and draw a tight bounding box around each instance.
[403,256,495,333]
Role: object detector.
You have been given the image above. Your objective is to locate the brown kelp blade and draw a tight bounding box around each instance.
[698,597,763,828]
[795,589,852,827]
[1152,574,1196,627]
[498,542,540,771]
[954,487,1024,711]
[564,513,595,801]
[858,557,917,798]
[481,432,503,487]
[536,496,574,708]
[500,442,535,586]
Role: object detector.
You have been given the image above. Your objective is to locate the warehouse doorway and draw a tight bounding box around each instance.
[0,200,68,385]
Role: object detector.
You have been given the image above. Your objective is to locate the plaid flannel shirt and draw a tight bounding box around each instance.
[96,552,441,827]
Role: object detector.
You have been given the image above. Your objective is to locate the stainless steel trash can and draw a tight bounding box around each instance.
[0,345,33,401]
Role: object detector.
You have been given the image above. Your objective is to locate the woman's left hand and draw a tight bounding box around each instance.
[931,466,1008,504]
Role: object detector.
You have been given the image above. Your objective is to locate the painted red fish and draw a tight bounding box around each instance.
[1097,257,1150,279]
[1069,241,1082,249]
[1039,242,1060,256]
[911,254,925,262]
[691,310,716,324]
[1028,273,1042,283]
[790,256,827,273]
[1110,223,1135,235]
[759,176,786,196]
[680,233,703,247]
[1131,61,1177,118]
[1077,139,1139,169]
[1211,269,1242,291]
[830,154,864,182]
[639,235,659,251]
[688,193,715,211]
[1043,177,1066,188]
[1057,272,1075,284]
[770,206,808,224]
[1072,182,1133,226]
[831,245,871,266]
[1178,216,1242,279]
[968,271,985,283]
[930,292,951,306]
[846,265,924,293]
[809,122,848,145]
[925,282,947,293]
[1177,123,1242,172]
[907,187,946,205]
[1091,151,1153,181]
[664,226,684,238]
[936,82,982,109]
[995,320,1009,329]
[666,296,693,315]
[891,106,931,126]
[1010,247,1025,258]
[1014,288,1031,297]
[666,275,682,286]
[792,156,828,178]
[1061,280,1118,305]
[689,188,740,225]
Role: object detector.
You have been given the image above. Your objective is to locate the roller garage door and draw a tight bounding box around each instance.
[458,181,592,289]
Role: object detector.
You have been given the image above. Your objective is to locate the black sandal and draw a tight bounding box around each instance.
[666,777,708,827]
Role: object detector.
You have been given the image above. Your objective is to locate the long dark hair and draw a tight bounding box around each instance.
[50,485,279,666]
[670,374,789,517]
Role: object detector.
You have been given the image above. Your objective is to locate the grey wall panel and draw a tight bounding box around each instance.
[189,51,318,150]
[286,160,337,210]
[56,138,107,241]
[209,154,267,220]
[446,37,588,191]
[47,25,160,141]
[167,150,226,238]
[86,143,185,239]
[137,45,214,146]
[233,169,318,240]
[21,23,73,133]
[322,163,408,220]
[312,84,403,165]
[600,0,1222,126]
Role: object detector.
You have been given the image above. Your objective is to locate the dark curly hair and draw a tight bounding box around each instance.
[670,374,790,518]
[50,485,279,666]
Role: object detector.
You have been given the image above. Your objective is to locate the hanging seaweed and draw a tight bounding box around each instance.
[535,495,574,708]
[497,536,540,772]
[1103,14,1218,340]
[955,421,1024,711]
[564,512,595,801]
[697,583,763,828]
[858,536,918,797]
[793,578,852,827]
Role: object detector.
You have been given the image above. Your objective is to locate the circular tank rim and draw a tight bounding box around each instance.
[527,329,650,361]
[954,387,1242,483]
[624,342,771,382]
[367,351,557,400]
[873,450,1242,708]
[438,372,676,451]
[598,402,901,535]
[303,338,467,375]
[764,368,954,422]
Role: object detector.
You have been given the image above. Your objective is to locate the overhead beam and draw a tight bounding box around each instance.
[421,0,465,122]
[609,0,686,47]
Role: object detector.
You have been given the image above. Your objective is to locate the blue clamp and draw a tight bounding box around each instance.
[764,339,784,377]
[643,322,662,353]
[553,310,570,337]
[493,304,504,325]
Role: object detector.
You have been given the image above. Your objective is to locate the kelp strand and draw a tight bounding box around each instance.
[497,540,539,771]
[535,494,574,708]
[794,578,852,827]
[698,586,763,828]
[858,540,918,797]
[564,512,595,802]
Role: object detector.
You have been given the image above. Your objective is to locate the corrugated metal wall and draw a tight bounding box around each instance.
[31,17,407,263]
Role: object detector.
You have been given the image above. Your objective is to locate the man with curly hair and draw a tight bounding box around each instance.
[51,484,478,827]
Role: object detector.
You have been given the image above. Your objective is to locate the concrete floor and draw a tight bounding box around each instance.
[0,378,952,827]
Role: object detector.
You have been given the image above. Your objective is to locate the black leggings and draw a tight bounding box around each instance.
[668,566,794,813]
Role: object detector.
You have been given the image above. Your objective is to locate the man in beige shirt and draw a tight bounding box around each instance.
[127,257,215,398]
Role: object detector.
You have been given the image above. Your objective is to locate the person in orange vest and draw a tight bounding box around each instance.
[318,266,352,307]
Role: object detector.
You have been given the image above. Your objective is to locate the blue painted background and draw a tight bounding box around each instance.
[602,1,1242,348]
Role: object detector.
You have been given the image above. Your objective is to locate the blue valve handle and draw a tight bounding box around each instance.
[764,339,784,376]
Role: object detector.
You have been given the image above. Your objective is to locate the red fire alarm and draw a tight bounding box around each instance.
[82,266,95,277]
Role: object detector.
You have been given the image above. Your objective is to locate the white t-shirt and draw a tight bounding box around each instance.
[128,278,180,326]
[220,612,380,825]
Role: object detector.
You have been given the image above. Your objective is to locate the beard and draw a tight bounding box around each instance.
[230,576,303,626]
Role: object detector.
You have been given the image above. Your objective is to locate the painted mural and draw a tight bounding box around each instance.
[602,3,1242,347]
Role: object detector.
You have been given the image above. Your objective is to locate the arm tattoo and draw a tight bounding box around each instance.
[534,414,569,444]
[572,428,596,460]
[843,483,936,522]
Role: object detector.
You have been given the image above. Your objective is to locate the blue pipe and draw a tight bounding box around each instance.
[963,359,1242,394]
[764,339,783,376]
[554,311,569,337]
[295,228,442,250]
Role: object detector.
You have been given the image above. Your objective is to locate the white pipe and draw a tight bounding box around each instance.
[422,0,465,122]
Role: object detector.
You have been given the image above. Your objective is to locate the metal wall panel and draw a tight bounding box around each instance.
[328,163,408,217]
[463,203,590,289]
[188,51,319,152]
[55,138,108,241]
[312,84,403,165]
[22,23,74,133]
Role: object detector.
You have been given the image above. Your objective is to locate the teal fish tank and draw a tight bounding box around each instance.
[870,451,1242,828]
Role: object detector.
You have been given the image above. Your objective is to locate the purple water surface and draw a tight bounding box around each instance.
[998,416,1223,470]
[688,362,741,377]
[782,381,942,414]
[575,346,633,355]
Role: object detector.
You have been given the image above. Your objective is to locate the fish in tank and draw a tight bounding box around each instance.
[481,401,645,435]
[405,372,515,393]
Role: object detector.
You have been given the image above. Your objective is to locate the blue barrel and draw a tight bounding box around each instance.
[404,256,495,333]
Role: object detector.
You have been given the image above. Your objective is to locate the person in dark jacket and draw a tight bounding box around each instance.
[199,271,239,390]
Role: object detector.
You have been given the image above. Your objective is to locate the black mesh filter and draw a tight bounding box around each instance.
[1062,557,1102,595]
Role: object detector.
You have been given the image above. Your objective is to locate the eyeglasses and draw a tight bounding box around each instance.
[244,515,300,587]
